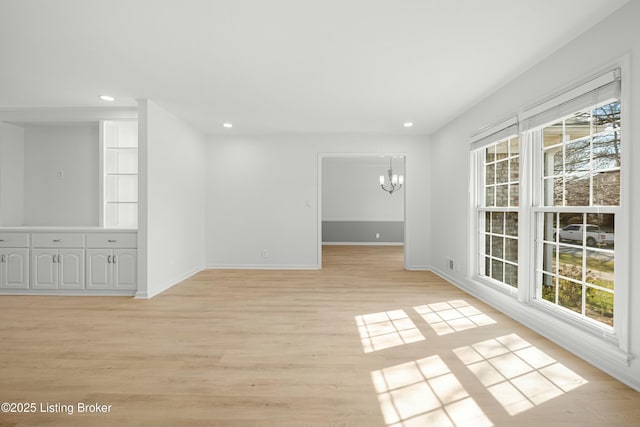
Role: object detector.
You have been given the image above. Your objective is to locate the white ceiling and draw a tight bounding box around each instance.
[0,0,628,135]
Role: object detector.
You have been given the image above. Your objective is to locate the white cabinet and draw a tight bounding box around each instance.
[32,249,84,289]
[0,233,29,289]
[86,249,136,290]
[0,229,136,294]
[0,248,29,289]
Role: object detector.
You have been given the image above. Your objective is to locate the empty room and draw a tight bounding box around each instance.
[1,1,639,426]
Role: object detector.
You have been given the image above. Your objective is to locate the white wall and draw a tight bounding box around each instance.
[23,124,99,226]
[0,122,24,226]
[206,134,430,269]
[138,100,207,298]
[429,1,640,390]
[322,157,404,221]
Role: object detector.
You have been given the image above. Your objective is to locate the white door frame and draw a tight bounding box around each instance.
[317,152,407,268]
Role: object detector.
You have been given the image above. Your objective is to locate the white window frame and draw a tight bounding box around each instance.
[468,61,630,354]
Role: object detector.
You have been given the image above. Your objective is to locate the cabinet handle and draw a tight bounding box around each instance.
[107,255,112,264]
[53,239,61,243]
[53,255,57,263]
[0,239,5,242]
[58,254,63,263]
[1,255,5,262]
[113,255,117,264]
[108,240,117,243]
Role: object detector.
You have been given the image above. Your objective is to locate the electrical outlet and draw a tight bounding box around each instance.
[261,249,269,258]
[448,258,455,271]
[375,233,380,239]
[56,170,64,180]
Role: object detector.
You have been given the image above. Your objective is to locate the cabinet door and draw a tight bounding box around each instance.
[32,249,57,289]
[59,249,84,290]
[1,248,29,289]
[113,249,136,290]
[86,249,112,289]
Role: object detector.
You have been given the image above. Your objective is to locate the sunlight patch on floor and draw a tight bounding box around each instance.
[355,310,425,353]
[413,300,496,336]
[371,355,493,427]
[454,333,587,416]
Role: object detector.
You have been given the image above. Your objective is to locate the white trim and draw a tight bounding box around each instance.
[317,152,407,269]
[138,266,204,299]
[431,267,638,391]
[321,218,405,223]
[404,265,432,271]
[206,264,321,270]
[322,242,404,246]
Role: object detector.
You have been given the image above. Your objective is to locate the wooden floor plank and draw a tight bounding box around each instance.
[0,246,638,426]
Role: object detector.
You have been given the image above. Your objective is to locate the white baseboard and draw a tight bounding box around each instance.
[138,266,205,299]
[206,264,321,270]
[429,266,639,392]
[322,242,404,246]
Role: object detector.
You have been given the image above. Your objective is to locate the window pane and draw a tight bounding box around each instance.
[544,147,562,177]
[544,177,563,206]
[509,157,519,182]
[564,112,591,140]
[492,212,504,234]
[510,137,520,155]
[564,139,590,173]
[486,145,495,162]
[486,186,495,206]
[496,160,508,184]
[544,212,556,242]
[558,279,582,314]
[586,250,614,291]
[543,122,563,147]
[509,184,519,207]
[496,184,508,207]
[558,245,583,281]
[505,237,518,263]
[505,263,518,288]
[542,243,557,275]
[587,213,614,249]
[496,141,508,160]
[485,212,491,233]
[593,170,620,206]
[592,102,620,134]
[541,273,556,303]
[564,175,590,206]
[586,287,613,326]
[486,163,495,184]
[492,236,504,258]
[592,133,621,170]
[491,259,504,282]
[505,212,518,237]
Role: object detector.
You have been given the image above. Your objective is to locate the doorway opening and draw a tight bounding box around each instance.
[318,154,406,268]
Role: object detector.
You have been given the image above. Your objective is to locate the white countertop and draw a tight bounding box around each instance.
[0,227,137,233]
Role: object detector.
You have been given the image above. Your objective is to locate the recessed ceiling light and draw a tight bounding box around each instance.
[403,122,414,128]
[223,123,233,128]
[99,95,115,102]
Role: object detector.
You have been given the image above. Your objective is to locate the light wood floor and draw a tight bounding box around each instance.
[0,246,638,427]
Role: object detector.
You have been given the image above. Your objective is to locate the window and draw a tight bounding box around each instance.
[470,68,626,338]
[535,99,620,328]
[478,137,520,288]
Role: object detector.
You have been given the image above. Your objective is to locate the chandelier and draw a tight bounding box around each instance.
[379,156,404,195]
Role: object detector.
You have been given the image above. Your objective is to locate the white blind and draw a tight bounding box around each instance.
[470,116,518,151]
[520,69,621,130]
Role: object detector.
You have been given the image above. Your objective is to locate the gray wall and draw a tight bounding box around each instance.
[322,220,403,244]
